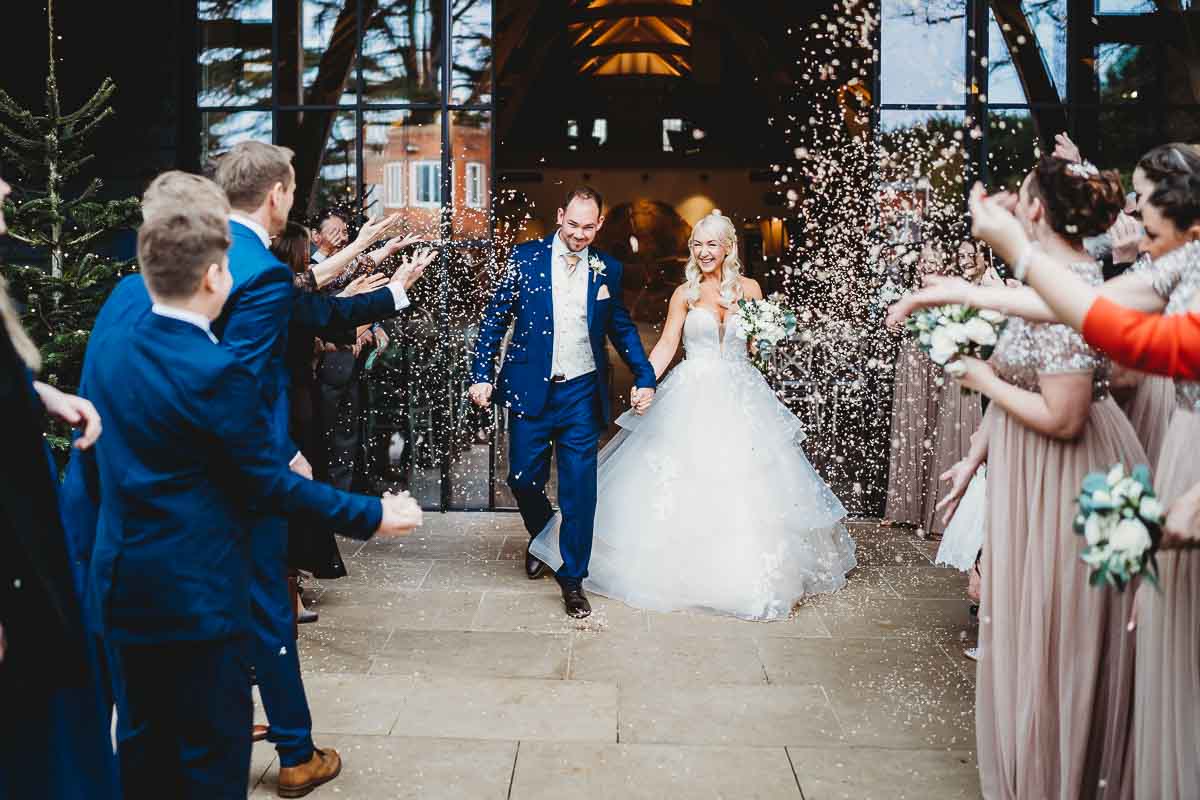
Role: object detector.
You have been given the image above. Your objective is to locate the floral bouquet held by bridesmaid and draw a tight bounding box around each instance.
[1074,462,1165,591]
[903,303,1007,386]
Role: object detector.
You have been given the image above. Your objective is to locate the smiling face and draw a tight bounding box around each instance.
[556,196,604,253]
[1139,201,1193,260]
[689,218,731,274]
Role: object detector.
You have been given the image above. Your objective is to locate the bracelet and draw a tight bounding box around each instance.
[1012,242,1039,282]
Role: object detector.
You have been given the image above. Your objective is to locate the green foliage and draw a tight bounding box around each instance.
[0,0,141,414]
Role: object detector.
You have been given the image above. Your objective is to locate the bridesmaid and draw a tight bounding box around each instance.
[1126,178,1200,800]
[923,240,986,538]
[883,244,941,529]
[947,157,1143,799]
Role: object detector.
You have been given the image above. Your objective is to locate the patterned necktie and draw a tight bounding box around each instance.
[563,253,581,276]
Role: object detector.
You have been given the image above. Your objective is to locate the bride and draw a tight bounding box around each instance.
[529,212,857,620]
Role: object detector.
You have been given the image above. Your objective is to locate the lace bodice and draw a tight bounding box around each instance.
[990,261,1109,399]
[683,307,750,364]
[1140,241,1200,411]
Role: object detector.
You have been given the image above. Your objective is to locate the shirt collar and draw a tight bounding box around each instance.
[229,211,271,249]
[151,303,219,344]
[552,231,588,267]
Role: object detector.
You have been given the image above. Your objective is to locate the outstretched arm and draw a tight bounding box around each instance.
[648,286,689,379]
[606,265,657,391]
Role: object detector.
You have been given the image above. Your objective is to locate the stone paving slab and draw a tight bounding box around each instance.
[569,630,768,687]
[371,630,570,680]
[788,746,983,799]
[510,742,802,799]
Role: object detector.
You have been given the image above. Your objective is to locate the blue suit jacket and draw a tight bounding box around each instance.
[83,312,382,644]
[61,221,400,594]
[471,235,655,422]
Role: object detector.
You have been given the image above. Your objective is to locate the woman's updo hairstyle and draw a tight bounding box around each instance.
[1137,143,1200,184]
[1147,172,1200,232]
[1027,155,1124,241]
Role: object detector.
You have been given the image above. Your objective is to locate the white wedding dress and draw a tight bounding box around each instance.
[529,307,857,620]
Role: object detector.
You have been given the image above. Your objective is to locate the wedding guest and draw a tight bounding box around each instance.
[0,174,117,800]
[939,157,1143,798]
[965,173,1200,800]
[882,244,940,530]
[80,192,421,799]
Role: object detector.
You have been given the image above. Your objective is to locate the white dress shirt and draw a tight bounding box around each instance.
[150,303,219,344]
[549,233,597,380]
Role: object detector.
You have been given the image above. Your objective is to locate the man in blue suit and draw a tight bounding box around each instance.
[83,197,422,799]
[469,186,656,618]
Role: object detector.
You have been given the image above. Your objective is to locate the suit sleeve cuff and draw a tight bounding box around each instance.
[388,283,410,311]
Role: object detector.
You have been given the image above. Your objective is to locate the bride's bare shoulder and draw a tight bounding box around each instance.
[740,276,763,300]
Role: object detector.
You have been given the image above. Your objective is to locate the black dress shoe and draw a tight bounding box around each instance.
[525,541,549,580]
[561,585,591,618]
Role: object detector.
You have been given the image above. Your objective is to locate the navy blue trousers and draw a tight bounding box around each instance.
[508,372,601,588]
[249,514,314,767]
[115,637,250,800]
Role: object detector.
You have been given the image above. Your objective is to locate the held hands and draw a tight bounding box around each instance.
[33,381,102,450]
[377,490,422,537]
[948,356,995,395]
[468,382,494,408]
[630,387,656,415]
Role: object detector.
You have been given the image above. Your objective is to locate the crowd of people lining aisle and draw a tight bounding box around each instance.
[2,127,1200,799]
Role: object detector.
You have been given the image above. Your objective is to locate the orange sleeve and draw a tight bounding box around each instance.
[1082,297,1200,381]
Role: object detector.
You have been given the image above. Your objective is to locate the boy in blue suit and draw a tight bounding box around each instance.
[82,191,422,799]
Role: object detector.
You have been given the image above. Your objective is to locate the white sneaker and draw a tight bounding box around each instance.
[963,647,979,662]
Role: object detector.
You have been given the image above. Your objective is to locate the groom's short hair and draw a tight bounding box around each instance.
[562,185,604,215]
[138,207,232,301]
[142,171,230,222]
[214,141,295,212]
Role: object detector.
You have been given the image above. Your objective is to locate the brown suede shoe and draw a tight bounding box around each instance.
[277,747,341,798]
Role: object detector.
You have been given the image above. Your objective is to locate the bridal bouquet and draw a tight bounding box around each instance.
[904,304,1006,383]
[738,295,797,370]
[1073,463,1164,591]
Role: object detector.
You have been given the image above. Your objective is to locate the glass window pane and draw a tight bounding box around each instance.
[1097,108,1159,179]
[1096,43,1154,103]
[880,0,966,105]
[276,1,358,106]
[363,0,444,104]
[878,110,969,239]
[1022,0,1066,100]
[452,0,492,105]
[198,0,272,106]
[988,3,1067,104]
[987,109,1037,191]
[275,110,358,219]
[362,109,443,239]
[451,110,491,238]
[1096,0,1156,12]
[201,110,272,167]
[987,10,1026,104]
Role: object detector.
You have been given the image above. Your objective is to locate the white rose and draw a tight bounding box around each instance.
[919,332,932,346]
[1109,518,1152,555]
[1138,496,1164,524]
[1081,543,1112,567]
[942,322,970,344]
[963,317,998,347]
[1106,464,1126,487]
[928,328,959,365]
[1113,477,1142,502]
[978,309,1006,324]
[1084,512,1112,546]
[1092,490,1112,505]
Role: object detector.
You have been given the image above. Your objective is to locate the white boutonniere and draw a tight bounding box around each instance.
[588,254,606,282]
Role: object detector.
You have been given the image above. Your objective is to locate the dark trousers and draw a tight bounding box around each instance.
[115,637,251,800]
[507,373,601,588]
[317,350,362,492]
[250,514,314,768]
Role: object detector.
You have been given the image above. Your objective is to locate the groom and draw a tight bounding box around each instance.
[470,187,656,618]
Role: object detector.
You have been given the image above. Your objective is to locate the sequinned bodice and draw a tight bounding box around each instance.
[683,307,750,364]
[990,260,1109,398]
[1140,241,1200,411]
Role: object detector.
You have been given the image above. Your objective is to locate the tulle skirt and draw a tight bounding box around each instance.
[529,356,857,621]
[976,397,1142,800]
[935,467,986,572]
[1133,408,1200,800]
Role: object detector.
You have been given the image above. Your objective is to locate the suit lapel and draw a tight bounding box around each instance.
[537,234,556,321]
[585,251,597,330]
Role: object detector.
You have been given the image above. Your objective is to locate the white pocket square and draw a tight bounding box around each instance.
[596,284,611,300]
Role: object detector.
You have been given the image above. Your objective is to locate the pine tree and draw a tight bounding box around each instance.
[0,0,140,407]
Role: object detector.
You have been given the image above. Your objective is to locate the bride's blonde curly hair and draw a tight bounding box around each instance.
[684,213,744,308]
